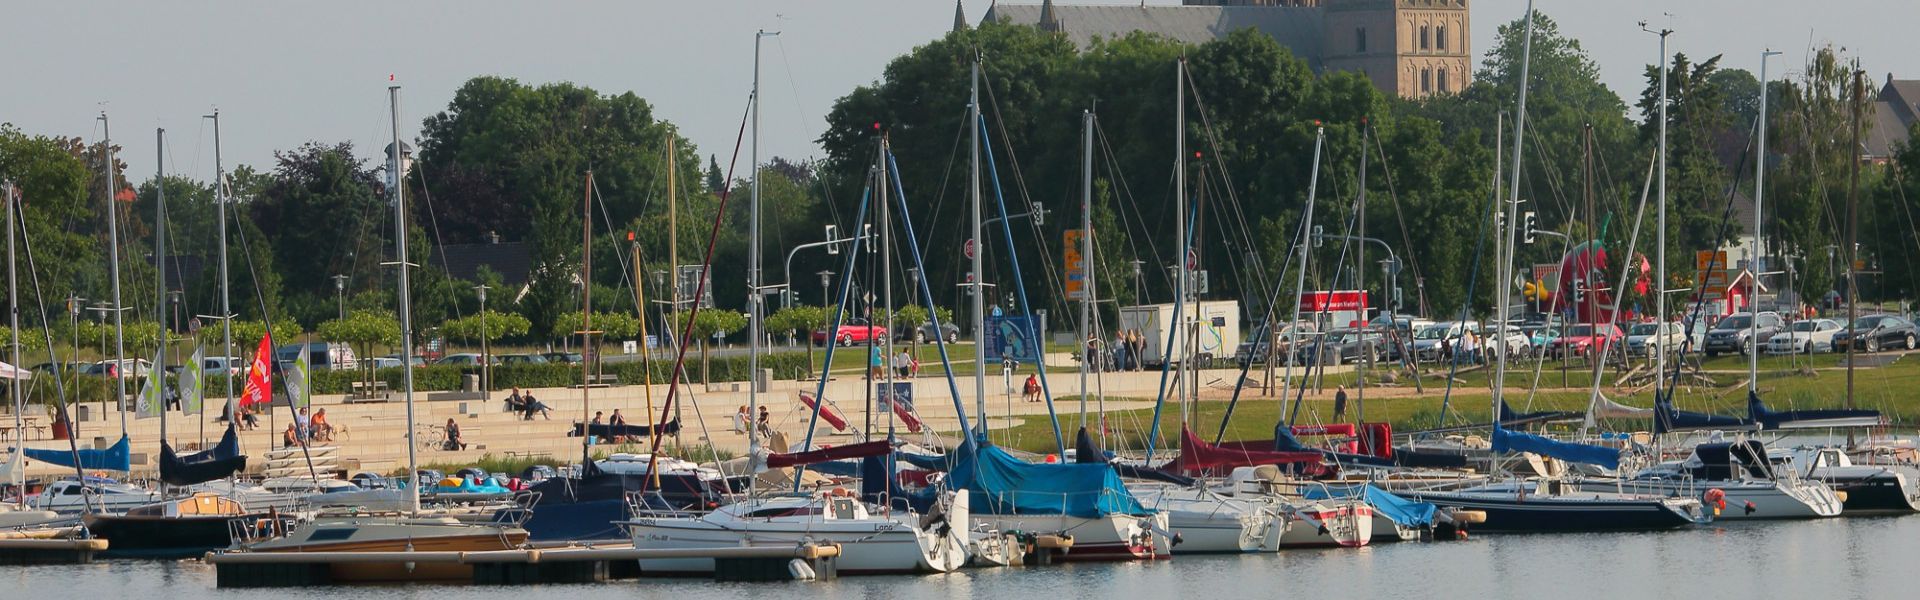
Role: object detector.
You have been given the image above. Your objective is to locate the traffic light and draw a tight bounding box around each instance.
[1522,211,1538,244]
[1312,225,1324,247]
[826,225,839,254]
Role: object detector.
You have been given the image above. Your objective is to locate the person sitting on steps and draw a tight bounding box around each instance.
[443,418,467,451]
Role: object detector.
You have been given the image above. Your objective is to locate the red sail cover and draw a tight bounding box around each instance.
[798,393,848,431]
[240,335,274,408]
[1176,426,1321,476]
[766,440,892,468]
[892,403,923,433]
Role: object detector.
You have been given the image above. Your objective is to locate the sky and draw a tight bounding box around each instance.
[3,1,1914,182]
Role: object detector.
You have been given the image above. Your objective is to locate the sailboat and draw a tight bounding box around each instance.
[1409,2,1708,532]
[1576,51,1842,520]
[628,32,969,575]
[223,87,527,582]
[1,181,83,532]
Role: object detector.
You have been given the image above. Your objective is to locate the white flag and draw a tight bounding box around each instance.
[179,346,205,415]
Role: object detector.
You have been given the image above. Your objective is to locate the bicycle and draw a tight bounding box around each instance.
[416,425,447,452]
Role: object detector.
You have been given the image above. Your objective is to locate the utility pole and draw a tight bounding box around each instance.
[474,284,491,391]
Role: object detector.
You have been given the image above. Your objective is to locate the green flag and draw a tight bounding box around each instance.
[179,345,205,415]
[286,343,311,409]
[134,349,164,419]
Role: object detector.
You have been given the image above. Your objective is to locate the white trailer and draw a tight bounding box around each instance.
[1117,300,1241,366]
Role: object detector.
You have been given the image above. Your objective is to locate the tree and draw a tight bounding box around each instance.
[442,309,533,348]
[246,142,388,329]
[317,309,402,385]
[671,309,747,383]
[199,319,302,357]
[767,305,829,376]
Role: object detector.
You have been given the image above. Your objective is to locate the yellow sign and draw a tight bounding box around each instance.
[1698,250,1729,288]
[1064,229,1087,300]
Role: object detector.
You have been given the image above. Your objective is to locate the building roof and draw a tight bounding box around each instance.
[984,3,1325,70]
[426,241,533,289]
[1867,78,1920,160]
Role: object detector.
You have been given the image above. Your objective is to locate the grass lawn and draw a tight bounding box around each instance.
[983,351,1920,454]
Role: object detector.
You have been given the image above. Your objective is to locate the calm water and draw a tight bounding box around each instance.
[9,516,1912,600]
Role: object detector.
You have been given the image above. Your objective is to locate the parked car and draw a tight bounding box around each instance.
[30,361,91,375]
[499,353,550,365]
[1411,321,1478,362]
[201,355,244,377]
[365,356,404,370]
[542,352,584,364]
[895,321,961,344]
[1235,321,1317,366]
[1548,323,1625,359]
[434,353,500,366]
[812,318,887,346]
[1295,328,1398,366]
[1833,314,1920,353]
[83,358,153,379]
[1479,323,1533,359]
[379,354,427,368]
[1703,312,1784,357]
[275,341,358,371]
[1625,322,1687,358]
[1766,318,1845,354]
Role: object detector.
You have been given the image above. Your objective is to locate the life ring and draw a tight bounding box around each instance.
[1703,488,1728,512]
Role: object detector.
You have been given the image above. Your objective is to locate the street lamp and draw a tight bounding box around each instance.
[332,274,348,320]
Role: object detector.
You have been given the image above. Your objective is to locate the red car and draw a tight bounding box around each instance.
[812,319,888,346]
[1548,323,1625,359]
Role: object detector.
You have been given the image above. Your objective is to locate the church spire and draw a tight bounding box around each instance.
[954,0,968,32]
[1039,0,1060,33]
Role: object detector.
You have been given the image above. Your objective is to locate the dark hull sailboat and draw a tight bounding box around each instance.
[84,493,275,559]
[1408,482,1708,532]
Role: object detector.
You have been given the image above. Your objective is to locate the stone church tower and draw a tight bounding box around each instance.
[1320,0,1471,97]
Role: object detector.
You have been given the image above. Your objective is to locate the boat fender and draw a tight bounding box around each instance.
[789,558,817,580]
[1833,491,1848,503]
[1703,488,1727,515]
[1452,510,1487,524]
[1742,501,1757,516]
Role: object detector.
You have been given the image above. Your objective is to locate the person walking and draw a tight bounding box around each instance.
[894,349,913,378]
[1333,385,1349,422]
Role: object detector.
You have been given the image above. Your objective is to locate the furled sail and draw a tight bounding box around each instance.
[159,422,247,486]
[22,434,131,472]
[1747,390,1881,430]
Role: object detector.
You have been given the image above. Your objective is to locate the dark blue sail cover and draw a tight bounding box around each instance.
[160,423,247,486]
[1499,400,1580,425]
[23,434,131,472]
[1653,391,1752,434]
[1491,425,1620,469]
[1269,423,1397,468]
[1746,390,1881,430]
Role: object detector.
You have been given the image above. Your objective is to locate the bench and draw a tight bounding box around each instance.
[569,373,620,388]
[348,381,392,402]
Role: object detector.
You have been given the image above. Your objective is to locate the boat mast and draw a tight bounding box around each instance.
[1843,64,1862,440]
[99,113,130,438]
[1282,126,1325,423]
[206,108,229,450]
[581,171,595,469]
[1078,108,1094,432]
[1355,121,1368,427]
[388,85,421,515]
[5,180,21,506]
[1174,57,1188,426]
[1652,26,1671,400]
[155,128,168,445]
[1494,0,1536,470]
[748,29,777,460]
[880,132,897,453]
[969,54,986,438]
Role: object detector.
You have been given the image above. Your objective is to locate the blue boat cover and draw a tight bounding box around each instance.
[1492,425,1620,469]
[1653,391,1752,434]
[1499,400,1581,425]
[1303,484,1437,527]
[938,440,1152,518]
[22,434,131,472]
[1746,390,1881,430]
[896,449,957,471]
[159,423,247,486]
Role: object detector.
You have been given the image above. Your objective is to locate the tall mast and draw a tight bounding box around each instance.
[665,132,681,433]
[389,85,421,515]
[969,55,986,436]
[581,172,594,468]
[1750,51,1779,392]
[1174,57,1188,425]
[5,180,21,506]
[1355,121,1368,427]
[155,128,168,443]
[748,30,776,459]
[1494,0,1536,436]
[1078,109,1094,431]
[1281,126,1326,423]
[99,113,130,437]
[206,109,229,448]
[880,132,897,449]
[1653,27,1670,398]
[1844,65,1862,421]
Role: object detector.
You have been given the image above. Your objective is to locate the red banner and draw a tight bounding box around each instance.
[240,335,274,407]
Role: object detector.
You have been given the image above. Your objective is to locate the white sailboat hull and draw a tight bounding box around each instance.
[975,512,1170,561]
[1576,478,1841,519]
[627,517,965,575]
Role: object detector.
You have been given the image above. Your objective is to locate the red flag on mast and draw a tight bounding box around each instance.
[240,335,274,408]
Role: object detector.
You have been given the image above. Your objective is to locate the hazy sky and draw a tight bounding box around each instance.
[4,1,1912,182]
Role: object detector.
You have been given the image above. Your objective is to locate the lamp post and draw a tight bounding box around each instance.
[817,270,834,309]
[474,284,491,392]
[332,274,348,320]
[68,294,84,365]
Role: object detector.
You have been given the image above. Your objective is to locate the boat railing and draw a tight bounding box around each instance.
[625,490,700,520]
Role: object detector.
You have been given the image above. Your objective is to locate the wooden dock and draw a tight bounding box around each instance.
[206,543,841,586]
